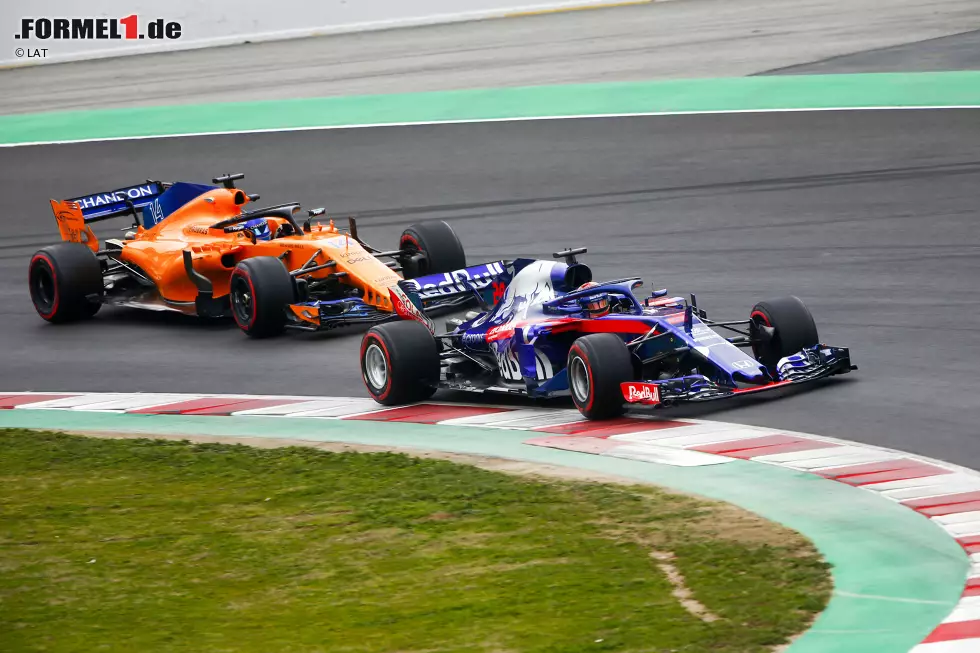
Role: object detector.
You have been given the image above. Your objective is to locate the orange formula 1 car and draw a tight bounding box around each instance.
[28,174,505,337]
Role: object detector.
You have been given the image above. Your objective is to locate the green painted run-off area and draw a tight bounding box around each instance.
[0,409,967,653]
[1,71,979,145]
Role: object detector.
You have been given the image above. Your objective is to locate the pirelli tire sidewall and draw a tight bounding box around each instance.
[400,220,466,278]
[28,243,103,323]
[567,333,633,420]
[750,296,819,369]
[361,321,439,405]
[230,257,295,338]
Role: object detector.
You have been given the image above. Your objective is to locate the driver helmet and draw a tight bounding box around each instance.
[244,218,272,241]
[577,281,610,317]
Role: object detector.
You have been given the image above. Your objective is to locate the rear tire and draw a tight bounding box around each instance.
[28,243,103,323]
[361,321,439,405]
[750,296,819,368]
[567,334,634,420]
[400,220,466,278]
[230,257,295,338]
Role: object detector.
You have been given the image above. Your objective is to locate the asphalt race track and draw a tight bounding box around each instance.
[1,109,978,466]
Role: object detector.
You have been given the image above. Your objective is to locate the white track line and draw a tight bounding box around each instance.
[601,442,731,467]
[231,398,373,416]
[912,641,980,653]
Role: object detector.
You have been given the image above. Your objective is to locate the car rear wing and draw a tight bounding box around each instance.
[64,181,167,222]
[399,261,513,310]
[389,261,514,332]
[50,181,168,252]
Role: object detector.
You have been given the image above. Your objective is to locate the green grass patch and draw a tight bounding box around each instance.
[0,429,830,652]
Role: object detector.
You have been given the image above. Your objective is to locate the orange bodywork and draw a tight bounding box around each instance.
[74,187,401,313]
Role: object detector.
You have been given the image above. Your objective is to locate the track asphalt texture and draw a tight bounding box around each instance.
[1,0,977,113]
[2,106,978,469]
[762,29,980,76]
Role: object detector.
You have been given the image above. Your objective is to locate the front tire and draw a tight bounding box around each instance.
[28,243,103,323]
[230,257,295,338]
[750,296,819,369]
[400,220,466,278]
[361,321,439,405]
[567,334,634,420]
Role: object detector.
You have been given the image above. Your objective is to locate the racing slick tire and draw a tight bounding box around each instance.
[568,334,634,420]
[399,220,466,278]
[28,243,103,323]
[750,296,819,369]
[230,257,295,338]
[361,321,439,405]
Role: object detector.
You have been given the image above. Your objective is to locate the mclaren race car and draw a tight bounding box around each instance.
[28,174,500,337]
[359,248,856,419]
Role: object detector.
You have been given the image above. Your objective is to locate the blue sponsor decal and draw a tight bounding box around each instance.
[461,332,488,350]
[69,182,163,219]
[407,261,509,300]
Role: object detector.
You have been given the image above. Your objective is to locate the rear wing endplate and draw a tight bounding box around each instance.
[50,199,98,252]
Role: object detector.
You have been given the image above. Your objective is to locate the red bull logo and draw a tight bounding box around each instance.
[622,382,661,405]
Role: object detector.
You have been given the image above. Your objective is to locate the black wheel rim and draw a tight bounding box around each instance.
[30,261,56,314]
[230,275,253,326]
[400,236,427,276]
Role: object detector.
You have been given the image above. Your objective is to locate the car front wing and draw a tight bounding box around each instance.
[622,345,855,407]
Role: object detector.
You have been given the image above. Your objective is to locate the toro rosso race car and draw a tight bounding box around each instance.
[360,249,856,419]
[28,174,501,337]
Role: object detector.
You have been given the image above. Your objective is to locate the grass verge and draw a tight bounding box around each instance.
[0,429,830,652]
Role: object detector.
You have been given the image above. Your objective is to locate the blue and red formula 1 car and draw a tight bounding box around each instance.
[359,248,856,419]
